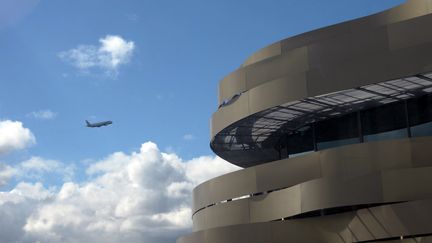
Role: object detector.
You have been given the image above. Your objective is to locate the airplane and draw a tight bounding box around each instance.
[85,120,113,128]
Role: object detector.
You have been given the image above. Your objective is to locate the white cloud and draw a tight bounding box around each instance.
[0,141,240,243]
[20,157,60,172]
[0,120,35,155]
[28,110,57,120]
[59,35,135,77]
[0,164,16,186]
[182,134,195,141]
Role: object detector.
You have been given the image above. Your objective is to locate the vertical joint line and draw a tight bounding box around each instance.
[405,100,412,138]
[312,123,317,151]
[357,111,364,143]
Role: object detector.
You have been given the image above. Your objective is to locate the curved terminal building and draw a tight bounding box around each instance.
[178,1,432,242]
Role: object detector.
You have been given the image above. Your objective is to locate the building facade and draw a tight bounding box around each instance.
[178,1,432,242]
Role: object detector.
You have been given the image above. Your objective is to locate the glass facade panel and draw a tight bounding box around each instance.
[364,128,407,142]
[317,137,359,150]
[290,150,313,158]
[316,113,360,150]
[408,94,432,126]
[411,122,432,137]
[361,101,407,137]
[286,125,314,155]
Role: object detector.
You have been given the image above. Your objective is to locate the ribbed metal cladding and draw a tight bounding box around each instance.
[177,0,432,242]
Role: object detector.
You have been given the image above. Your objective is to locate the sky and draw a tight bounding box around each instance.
[0,0,405,242]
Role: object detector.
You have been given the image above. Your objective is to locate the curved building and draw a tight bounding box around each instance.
[178,1,432,242]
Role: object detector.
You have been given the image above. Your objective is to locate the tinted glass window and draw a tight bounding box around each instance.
[287,125,314,155]
[408,95,432,126]
[408,94,432,137]
[316,113,360,150]
[361,101,407,136]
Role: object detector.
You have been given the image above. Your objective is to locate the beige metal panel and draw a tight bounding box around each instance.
[249,185,301,222]
[410,136,432,167]
[320,139,411,178]
[245,47,308,90]
[194,137,432,214]
[255,152,321,192]
[382,166,432,201]
[368,204,410,237]
[193,167,432,231]
[366,236,432,243]
[195,199,250,232]
[208,167,256,204]
[388,199,432,234]
[193,167,256,212]
[192,209,206,233]
[280,20,352,54]
[241,42,282,67]
[300,174,383,213]
[248,73,307,115]
[271,220,328,243]
[348,216,375,241]
[210,92,249,137]
[218,68,246,103]
[356,209,389,239]
[305,53,391,97]
[205,221,271,243]
[192,181,210,213]
[388,14,432,50]
[185,199,432,243]
[176,230,204,243]
[307,26,389,68]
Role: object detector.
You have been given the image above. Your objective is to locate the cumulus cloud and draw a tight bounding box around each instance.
[0,164,16,186]
[17,157,75,182]
[28,109,57,120]
[0,141,239,243]
[59,35,135,77]
[0,120,35,155]
[0,156,75,187]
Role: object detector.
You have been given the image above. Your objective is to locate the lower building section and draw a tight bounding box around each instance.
[178,137,432,243]
[179,199,432,243]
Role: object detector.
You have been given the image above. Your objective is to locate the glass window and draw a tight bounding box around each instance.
[361,101,407,142]
[411,122,432,137]
[316,113,360,150]
[408,94,432,137]
[363,128,407,142]
[286,125,314,156]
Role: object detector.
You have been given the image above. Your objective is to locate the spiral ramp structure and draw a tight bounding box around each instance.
[178,1,432,242]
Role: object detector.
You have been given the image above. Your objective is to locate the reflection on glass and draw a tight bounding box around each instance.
[287,94,432,153]
[408,94,432,127]
[316,113,359,151]
[317,137,360,150]
[411,122,432,137]
[362,101,407,137]
[363,128,407,142]
[290,150,313,158]
[287,126,314,155]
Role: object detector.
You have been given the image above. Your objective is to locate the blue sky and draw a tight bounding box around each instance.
[0,0,404,242]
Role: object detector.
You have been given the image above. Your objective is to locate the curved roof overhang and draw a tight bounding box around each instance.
[210,0,432,167]
[211,73,432,167]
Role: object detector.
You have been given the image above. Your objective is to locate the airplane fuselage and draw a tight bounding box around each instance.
[86,120,112,128]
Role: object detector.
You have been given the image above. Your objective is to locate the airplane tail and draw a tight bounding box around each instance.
[85,120,90,126]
